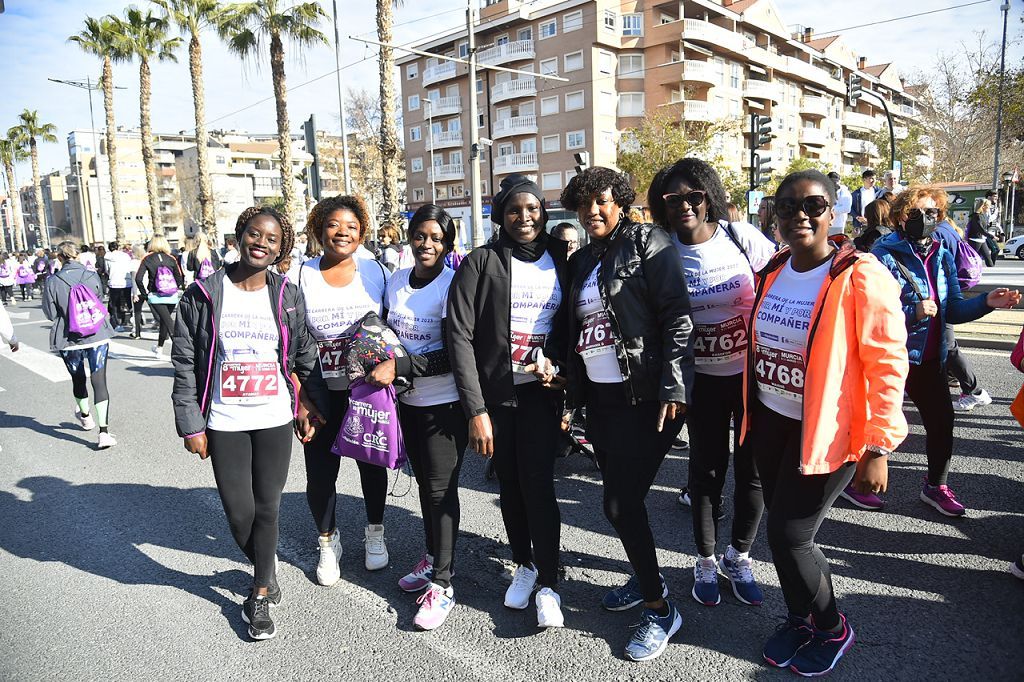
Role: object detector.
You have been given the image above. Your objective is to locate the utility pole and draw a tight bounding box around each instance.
[993,1,1011,190]
[466,0,484,247]
[332,0,353,194]
[426,99,436,203]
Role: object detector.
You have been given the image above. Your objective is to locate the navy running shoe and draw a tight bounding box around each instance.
[788,614,855,677]
[718,554,763,606]
[691,558,720,606]
[602,573,668,611]
[763,614,814,667]
[624,602,682,662]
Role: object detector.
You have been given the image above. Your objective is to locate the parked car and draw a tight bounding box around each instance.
[1003,234,1024,260]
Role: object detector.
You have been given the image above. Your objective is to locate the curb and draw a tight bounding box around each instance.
[957,336,1015,352]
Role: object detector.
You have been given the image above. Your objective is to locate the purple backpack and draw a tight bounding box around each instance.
[952,237,983,290]
[197,257,215,280]
[0,263,8,278]
[331,379,407,469]
[64,274,108,336]
[154,263,178,295]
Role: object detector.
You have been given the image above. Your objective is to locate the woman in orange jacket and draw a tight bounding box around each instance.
[741,170,910,676]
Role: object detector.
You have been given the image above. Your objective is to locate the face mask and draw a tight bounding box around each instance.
[904,210,937,240]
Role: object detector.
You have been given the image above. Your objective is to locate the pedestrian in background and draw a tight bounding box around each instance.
[850,169,877,230]
[135,235,184,359]
[827,171,852,236]
[0,254,14,305]
[377,224,403,272]
[104,241,133,333]
[852,199,893,252]
[967,199,997,267]
[551,222,580,256]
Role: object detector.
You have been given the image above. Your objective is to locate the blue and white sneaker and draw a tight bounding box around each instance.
[602,573,668,611]
[788,613,855,677]
[718,552,764,606]
[624,602,682,662]
[691,557,721,606]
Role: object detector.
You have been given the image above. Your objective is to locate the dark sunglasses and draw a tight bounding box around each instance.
[662,190,706,209]
[776,195,831,219]
[907,208,940,220]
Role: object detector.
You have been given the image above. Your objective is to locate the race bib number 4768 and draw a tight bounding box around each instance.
[754,343,805,401]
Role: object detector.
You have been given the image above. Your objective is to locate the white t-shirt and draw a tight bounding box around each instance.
[509,252,562,385]
[222,248,240,265]
[752,254,833,420]
[300,255,388,391]
[673,221,774,377]
[386,267,460,407]
[574,264,623,383]
[105,250,134,289]
[206,283,293,432]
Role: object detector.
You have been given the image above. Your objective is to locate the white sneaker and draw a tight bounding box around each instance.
[364,524,389,571]
[151,343,165,359]
[75,410,95,431]
[97,432,117,449]
[316,530,342,586]
[504,563,538,610]
[535,587,564,628]
[953,389,992,412]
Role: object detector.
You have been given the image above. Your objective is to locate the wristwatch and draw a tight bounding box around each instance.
[866,445,890,457]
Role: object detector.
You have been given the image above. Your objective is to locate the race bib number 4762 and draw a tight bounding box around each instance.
[220,362,279,404]
[692,315,747,365]
[754,343,805,401]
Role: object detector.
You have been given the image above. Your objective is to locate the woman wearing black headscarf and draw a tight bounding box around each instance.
[447,174,570,629]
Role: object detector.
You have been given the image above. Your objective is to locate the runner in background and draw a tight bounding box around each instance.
[135,236,184,359]
[104,242,133,333]
[0,253,15,305]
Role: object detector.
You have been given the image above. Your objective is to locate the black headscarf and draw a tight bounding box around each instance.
[492,173,549,262]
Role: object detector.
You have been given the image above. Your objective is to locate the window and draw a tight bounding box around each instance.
[540,58,558,76]
[618,54,644,78]
[541,96,559,116]
[520,138,537,154]
[518,101,535,117]
[409,126,422,142]
[618,92,644,117]
[542,172,562,190]
[564,51,583,72]
[496,106,512,120]
[476,79,483,94]
[458,42,468,58]
[408,94,420,111]
[565,90,584,111]
[566,130,585,149]
[564,169,577,183]
[477,113,485,128]
[411,157,423,172]
[498,143,514,157]
[407,63,418,80]
[432,153,443,167]
[542,135,560,153]
[540,19,557,39]
[448,118,462,132]
[730,64,742,89]
[622,13,643,37]
[603,10,617,32]
[451,184,465,198]
[517,27,532,42]
[435,186,448,200]
[480,180,488,195]
[496,34,509,46]
[598,50,614,74]
[601,91,615,112]
[563,10,583,32]
[412,188,425,202]
[449,150,463,166]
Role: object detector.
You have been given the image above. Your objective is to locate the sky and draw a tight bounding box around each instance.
[0,0,1020,181]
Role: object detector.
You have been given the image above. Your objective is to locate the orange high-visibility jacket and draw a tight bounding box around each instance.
[740,243,910,475]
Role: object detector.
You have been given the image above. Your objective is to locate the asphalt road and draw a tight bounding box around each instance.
[1,299,1021,681]
[981,257,1024,289]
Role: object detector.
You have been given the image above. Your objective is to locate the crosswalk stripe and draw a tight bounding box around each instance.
[0,343,70,383]
[6,311,30,320]
[107,341,167,367]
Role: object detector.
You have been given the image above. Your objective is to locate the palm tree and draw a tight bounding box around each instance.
[9,110,58,248]
[220,1,328,221]
[113,7,181,237]
[154,0,226,241]
[377,0,402,226]
[69,16,129,242]
[0,135,29,252]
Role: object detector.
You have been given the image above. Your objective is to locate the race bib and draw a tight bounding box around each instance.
[510,330,546,372]
[317,337,349,379]
[220,362,280,404]
[754,343,805,402]
[693,316,747,365]
[576,311,615,359]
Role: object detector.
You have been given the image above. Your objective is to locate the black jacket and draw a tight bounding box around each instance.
[565,220,695,408]
[135,252,184,296]
[170,266,329,438]
[446,234,570,418]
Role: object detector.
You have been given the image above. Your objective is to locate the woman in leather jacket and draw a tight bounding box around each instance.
[560,166,694,662]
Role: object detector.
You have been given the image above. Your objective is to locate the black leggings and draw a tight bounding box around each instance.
[132,296,146,336]
[905,359,955,486]
[1,285,12,303]
[586,381,682,602]
[60,344,110,404]
[489,380,562,588]
[751,398,854,632]
[688,372,763,558]
[208,423,293,587]
[400,400,468,588]
[18,283,32,300]
[108,287,132,329]
[150,302,175,345]
[304,389,388,533]
[944,325,978,395]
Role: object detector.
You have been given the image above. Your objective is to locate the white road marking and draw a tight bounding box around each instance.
[106,341,166,366]
[6,311,30,320]
[0,343,69,383]
[963,348,1011,357]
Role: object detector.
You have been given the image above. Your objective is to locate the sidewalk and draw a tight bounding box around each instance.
[955,305,1023,351]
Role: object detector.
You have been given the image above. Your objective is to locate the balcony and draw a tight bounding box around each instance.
[422,62,457,87]
[491,77,537,103]
[478,40,534,67]
[782,56,844,92]
[492,114,538,139]
[743,79,783,104]
[428,163,464,182]
[894,125,909,140]
[746,43,787,72]
[844,111,882,133]
[680,60,718,86]
[681,100,724,123]
[681,19,753,56]
[842,138,879,157]
[493,152,539,174]
[800,96,830,119]
[428,129,463,150]
[798,127,828,147]
[426,95,462,117]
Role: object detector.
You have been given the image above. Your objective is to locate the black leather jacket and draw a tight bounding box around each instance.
[566,220,694,408]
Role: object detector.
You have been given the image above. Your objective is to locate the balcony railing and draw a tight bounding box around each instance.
[426,95,462,117]
[680,60,717,86]
[681,100,724,123]
[429,129,463,150]
[478,39,534,67]
[492,114,538,139]
[781,56,844,92]
[493,152,539,174]
[798,127,828,147]
[681,19,753,55]
[422,62,457,86]
[491,77,537,103]
[800,96,830,119]
[428,163,464,182]
[842,138,879,157]
[743,80,783,104]
[844,111,882,133]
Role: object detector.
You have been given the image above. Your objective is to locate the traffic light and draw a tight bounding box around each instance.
[752,115,772,149]
[847,73,863,107]
[753,154,773,188]
[573,151,590,175]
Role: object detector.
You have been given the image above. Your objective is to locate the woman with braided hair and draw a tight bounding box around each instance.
[171,206,328,640]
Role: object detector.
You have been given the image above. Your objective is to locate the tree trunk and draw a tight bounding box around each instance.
[101,56,125,243]
[270,31,295,220]
[140,57,162,237]
[377,1,399,226]
[29,138,48,249]
[190,35,215,241]
[4,161,26,252]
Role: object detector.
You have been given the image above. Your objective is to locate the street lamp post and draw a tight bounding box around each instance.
[992,1,1011,190]
[331,0,352,194]
[425,98,436,203]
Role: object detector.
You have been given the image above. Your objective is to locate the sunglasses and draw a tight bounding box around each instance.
[907,208,940,220]
[775,195,831,219]
[662,190,706,209]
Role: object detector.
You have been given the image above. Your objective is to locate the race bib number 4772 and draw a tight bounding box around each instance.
[220,362,279,404]
[754,343,805,401]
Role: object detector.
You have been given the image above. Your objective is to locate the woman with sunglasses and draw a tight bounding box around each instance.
[648,159,776,609]
[871,187,1020,517]
[560,167,693,662]
[743,170,909,676]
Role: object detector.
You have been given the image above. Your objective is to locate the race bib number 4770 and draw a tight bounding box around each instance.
[510,331,546,372]
[220,362,279,404]
[754,343,805,401]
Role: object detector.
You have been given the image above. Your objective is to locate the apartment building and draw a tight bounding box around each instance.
[399,0,921,235]
[18,171,69,247]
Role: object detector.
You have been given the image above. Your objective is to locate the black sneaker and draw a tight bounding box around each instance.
[241,594,276,640]
[763,614,814,667]
[788,614,855,677]
[266,578,282,606]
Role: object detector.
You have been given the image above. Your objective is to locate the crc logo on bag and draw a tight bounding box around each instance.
[343,399,391,452]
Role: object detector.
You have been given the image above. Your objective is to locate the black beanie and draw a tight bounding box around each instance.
[491,173,546,225]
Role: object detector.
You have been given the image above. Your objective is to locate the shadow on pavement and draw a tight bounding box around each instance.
[0,411,97,449]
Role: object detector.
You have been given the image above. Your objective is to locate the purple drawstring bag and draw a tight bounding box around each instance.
[331,378,407,469]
